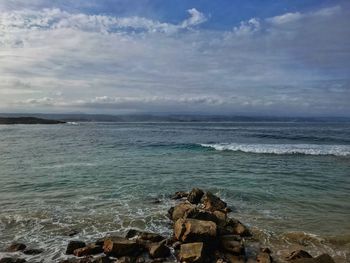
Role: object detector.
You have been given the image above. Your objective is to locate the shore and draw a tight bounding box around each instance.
[0,188,338,263]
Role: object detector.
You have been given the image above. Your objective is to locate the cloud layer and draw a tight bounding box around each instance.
[0,4,349,116]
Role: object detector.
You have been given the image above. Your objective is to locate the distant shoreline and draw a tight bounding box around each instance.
[0,117,65,125]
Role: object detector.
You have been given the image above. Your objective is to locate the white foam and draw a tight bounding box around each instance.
[200,143,350,156]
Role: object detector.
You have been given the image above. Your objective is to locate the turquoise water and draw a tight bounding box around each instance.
[0,122,349,262]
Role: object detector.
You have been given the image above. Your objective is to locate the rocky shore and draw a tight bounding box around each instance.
[0,188,336,263]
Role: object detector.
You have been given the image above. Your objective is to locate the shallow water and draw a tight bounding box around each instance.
[0,122,349,262]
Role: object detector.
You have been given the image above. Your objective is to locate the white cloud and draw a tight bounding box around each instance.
[0,5,349,116]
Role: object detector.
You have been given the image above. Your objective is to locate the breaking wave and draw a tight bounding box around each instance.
[199,143,350,156]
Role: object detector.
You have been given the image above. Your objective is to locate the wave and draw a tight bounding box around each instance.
[199,143,350,156]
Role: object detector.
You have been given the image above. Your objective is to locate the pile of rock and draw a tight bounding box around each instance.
[0,188,337,263]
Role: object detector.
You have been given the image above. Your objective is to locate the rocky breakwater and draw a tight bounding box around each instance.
[0,188,337,263]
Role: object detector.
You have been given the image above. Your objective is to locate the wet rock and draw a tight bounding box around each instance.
[186,209,219,223]
[188,188,204,204]
[178,242,204,263]
[66,241,87,255]
[170,202,196,222]
[201,192,227,212]
[59,257,93,263]
[260,248,272,254]
[148,241,170,259]
[91,256,113,263]
[23,248,43,255]
[172,191,189,200]
[174,218,217,243]
[213,210,228,226]
[66,229,80,237]
[73,244,103,257]
[5,243,26,252]
[223,219,250,237]
[135,257,145,263]
[0,258,26,263]
[126,229,165,242]
[220,235,244,255]
[103,237,142,257]
[286,250,313,261]
[256,252,272,263]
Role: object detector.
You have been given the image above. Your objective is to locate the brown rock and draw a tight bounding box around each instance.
[188,188,204,204]
[223,219,250,237]
[172,191,189,200]
[186,209,218,223]
[126,229,165,242]
[0,259,26,263]
[73,244,103,257]
[256,252,271,263]
[103,237,142,257]
[220,235,244,255]
[23,248,43,255]
[201,192,227,212]
[170,202,196,221]
[286,250,313,261]
[260,248,272,254]
[5,243,26,252]
[148,241,170,259]
[178,242,204,263]
[174,218,217,243]
[66,241,87,255]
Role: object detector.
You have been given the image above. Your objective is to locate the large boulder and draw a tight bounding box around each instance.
[201,192,227,212]
[5,243,26,252]
[126,229,165,242]
[174,218,217,243]
[220,235,244,255]
[103,237,142,257]
[148,241,170,259]
[73,244,103,257]
[169,202,196,222]
[188,188,205,204]
[221,219,250,237]
[178,242,204,263]
[66,241,87,255]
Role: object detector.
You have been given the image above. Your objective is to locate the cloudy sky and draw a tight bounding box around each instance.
[0,0,349,116]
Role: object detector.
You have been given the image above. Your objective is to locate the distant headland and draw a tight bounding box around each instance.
[0,117,66,125]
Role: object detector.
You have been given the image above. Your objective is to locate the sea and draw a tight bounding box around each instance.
[0,122,349,262]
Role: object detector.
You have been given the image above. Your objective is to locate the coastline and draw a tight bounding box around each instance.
[0,188,340,263]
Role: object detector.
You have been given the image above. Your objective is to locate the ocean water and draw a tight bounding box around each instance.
[0,122,349,262]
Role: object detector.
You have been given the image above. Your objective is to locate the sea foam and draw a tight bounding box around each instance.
[200,143,350,156]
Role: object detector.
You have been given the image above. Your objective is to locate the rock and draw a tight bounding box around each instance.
[188,188,204,204]
[213,210,228,226]
[256,252,271,263]
[178,242,204,263]
[0,259,26,263]
[148,241,170,259]
[201,192,227,212]
[66,241,87,255]
[260,248,272,254]
[103,236,142,257]
[135,257,145,263]
[224,254,245,263]
[23,248,43,255]
[186,209,219,223]
[73,244,103,257]
[91,256,113,263]
[223,219,250,237]
[170,202,196,221]
[126,229,165,242]
[66,229,79,237]
[172,191,189,200]
[174,218,217,243]
[5,243,26,252]
[59,257,94,263]
[220,235,244,255]
[286,250,313,261]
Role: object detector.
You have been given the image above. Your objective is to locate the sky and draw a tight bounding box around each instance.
[0,0,349,116]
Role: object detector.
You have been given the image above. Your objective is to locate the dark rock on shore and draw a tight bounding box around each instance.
[23,248,43,255]
[73,244,103,257]
[66,241,87,255]
[172,191,189,200]
[178,242,204,263]
[201,192,227,212]
[286,250,313,261]
[5,243,26,252]
[0,117,65,125]
[174,218,217,243]
[126,229,165,242]
[148,241,170,259]
[188,188,204,204]
[289,254,335,263]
